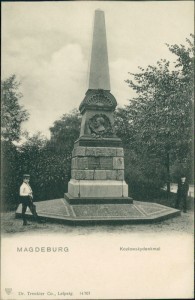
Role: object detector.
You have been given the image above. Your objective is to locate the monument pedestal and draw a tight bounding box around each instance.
[67,143,133,204]
[67,179,129,198]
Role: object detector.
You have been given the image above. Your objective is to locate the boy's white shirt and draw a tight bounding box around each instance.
[19,182,33,197]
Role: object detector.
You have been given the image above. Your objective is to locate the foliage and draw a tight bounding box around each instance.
[1,141,20,210]
[1,75,29,142]
[1,75,29,210]
[49,108,81,156]
[15,110,81,202]
[114,107,134,148]
[1,108,81,210]
[16,133,68,201]
[114,35,194,197]
[2,36,194,209]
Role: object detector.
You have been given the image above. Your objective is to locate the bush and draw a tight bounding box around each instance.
[1,141,21,211]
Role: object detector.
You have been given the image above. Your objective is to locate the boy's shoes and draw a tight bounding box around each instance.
[23,222,31,226]
[37,219,45,224]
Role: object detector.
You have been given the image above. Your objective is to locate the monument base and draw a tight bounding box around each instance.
[64,193,133,205]
[68,179,128,198]
[74,136,122,147]
[15,198,181,224]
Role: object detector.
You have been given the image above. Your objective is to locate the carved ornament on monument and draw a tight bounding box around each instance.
[88,113,114,138]
[79,89,117,113]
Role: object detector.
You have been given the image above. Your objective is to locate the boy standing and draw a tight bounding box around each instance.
[19,174,42,225]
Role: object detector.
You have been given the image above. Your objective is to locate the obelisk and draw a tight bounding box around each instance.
[88,9,110,90]
[65,9,132,203]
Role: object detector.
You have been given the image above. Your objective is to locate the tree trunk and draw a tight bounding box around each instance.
[166,151,170,198]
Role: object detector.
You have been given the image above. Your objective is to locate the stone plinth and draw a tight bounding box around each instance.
[72,146,123,157]
[71,146,125,179]
[67,179,128,198]
[74,136,122,148]
[67,145,130,203]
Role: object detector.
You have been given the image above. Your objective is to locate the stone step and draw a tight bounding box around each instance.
[64,193,133,205]
[15,199,181,224]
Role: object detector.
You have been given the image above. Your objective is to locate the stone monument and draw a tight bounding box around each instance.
[16,9,180,223]
[65,9,132,204]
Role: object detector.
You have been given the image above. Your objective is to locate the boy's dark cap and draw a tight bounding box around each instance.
[23,174,30,179]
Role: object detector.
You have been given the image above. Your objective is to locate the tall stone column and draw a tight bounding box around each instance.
[65,9,132,203]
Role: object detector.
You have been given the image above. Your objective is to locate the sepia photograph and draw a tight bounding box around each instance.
[1,1,194,299]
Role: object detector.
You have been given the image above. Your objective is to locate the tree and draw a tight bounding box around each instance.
[1,74,29,142]
[1,141,21,210]
[166,35,194,182]
[17,131,69,200]
[14,111,81,202]
[116,35,194,197]
[16,132,62,201]
[49,108,81,156]
[114,107,135,148]
[1,75,30,210]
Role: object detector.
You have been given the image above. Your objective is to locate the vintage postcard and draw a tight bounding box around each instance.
[1,1,194,299]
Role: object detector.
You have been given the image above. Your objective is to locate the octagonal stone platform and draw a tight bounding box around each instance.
[15,198,180,224]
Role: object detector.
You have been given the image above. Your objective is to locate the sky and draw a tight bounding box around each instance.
[2,1,194,138]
